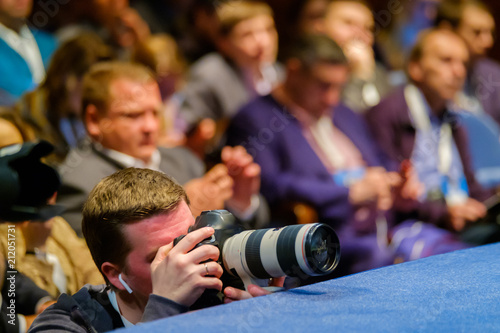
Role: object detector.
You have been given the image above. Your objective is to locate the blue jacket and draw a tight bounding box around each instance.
[227,94,392,228]
[0,27,57,104]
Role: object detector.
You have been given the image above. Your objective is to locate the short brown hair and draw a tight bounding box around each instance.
[435,0,491,29]
[217,1,274,36]
[408,28,464,64]
[82,168,189,285]
[81,61,156,114]
[281,34,348,69]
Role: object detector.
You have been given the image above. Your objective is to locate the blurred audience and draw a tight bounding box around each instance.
[366,28,500,245]
[377,0,441,72]
[432,1,500,189]
[175,0,220,63]
[0,108,36,146]
[0,124,103,299]
[57,61,269,237]
[14,33,115,163]
[180,1,282,160]
[36,0,150,60]
[0,210,103,300]
[0,0,498,293]
[132,33,188,147]
[0,140,91,332]
[1,250,54,333]
[435,0,500,124]
[227,34,466,277]
[319,0,394,112]
[0,0,57,105]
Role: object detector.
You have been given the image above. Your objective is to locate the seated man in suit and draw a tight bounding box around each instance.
[180,1,282,158]
[366,28,498,244]
[434,0,500,189]
[58,61,268,237]
[435,0,500,125]
[227,34,465,276]
[0,0,57,105]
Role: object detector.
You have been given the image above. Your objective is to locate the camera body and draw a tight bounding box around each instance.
[175,210,341,291]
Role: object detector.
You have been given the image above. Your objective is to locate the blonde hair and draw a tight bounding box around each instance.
[217,1,274,36]
[132,33,187,77]
[81,61,156,114]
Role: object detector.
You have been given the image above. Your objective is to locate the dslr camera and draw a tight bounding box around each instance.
[174,210,341,291]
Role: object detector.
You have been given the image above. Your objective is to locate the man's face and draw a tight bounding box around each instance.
[121,201,194,300]
[456,5,495,59]
[0,0,32,18]
[410,32,469,102]
[291,62,349,118]
[323,1,374,47]
[92,78,161,163]
[221,14,278,67]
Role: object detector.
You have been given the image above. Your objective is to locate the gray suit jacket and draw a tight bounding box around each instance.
[57,143,269,237]
[180,52,282,130]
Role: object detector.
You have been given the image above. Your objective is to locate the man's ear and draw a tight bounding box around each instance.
[407,61,423,83]
[101,262,126,291]
[85,104,102,140]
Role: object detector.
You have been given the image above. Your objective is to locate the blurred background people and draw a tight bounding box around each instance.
[0,126,103,300]
[366,28,500,245]
[435,0,500,124]
[320,0,394,112]
[57,61,268,237]
[0,140,97,332]
[14,33,115,163]
[179,1,282,161]
[227,34,467,278]
[132,33,188,147]
[0,0,57,105]
[433,1,500,189]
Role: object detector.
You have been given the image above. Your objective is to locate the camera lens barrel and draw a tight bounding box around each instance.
[222,223,340,280]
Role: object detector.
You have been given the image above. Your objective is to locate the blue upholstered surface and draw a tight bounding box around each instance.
[115,243,500,332]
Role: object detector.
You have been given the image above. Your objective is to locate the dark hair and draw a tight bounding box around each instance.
[408,28,464,64]
[82,168,189,285]
[280,34,348,68]
[43,33,115,122]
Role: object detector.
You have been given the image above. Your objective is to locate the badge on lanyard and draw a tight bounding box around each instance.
[441,174,469,205]
[333,168,366,186]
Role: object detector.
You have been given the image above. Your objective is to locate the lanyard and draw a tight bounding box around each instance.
[404,84,453,176]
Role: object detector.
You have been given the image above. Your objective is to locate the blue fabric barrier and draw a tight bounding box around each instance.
[115,243,500,332]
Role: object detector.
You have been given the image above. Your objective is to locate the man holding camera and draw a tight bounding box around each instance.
[29,168,279,332]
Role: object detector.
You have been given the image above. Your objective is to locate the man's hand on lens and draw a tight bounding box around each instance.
[150,227,224,307]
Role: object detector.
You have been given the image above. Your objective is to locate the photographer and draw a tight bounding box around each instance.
[29,168,281,332]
